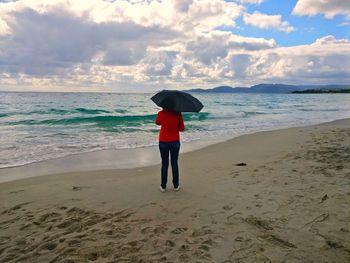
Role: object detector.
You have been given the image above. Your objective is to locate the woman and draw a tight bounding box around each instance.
[155,108,184,192]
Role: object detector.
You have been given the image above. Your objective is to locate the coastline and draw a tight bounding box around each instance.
[0,134,229,184]
[0,117,348,184]
[0,118,349,262]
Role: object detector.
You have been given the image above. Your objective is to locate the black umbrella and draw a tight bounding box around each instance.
[151,90,203,112]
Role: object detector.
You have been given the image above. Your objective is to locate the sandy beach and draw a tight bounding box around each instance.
[0,119,349,262]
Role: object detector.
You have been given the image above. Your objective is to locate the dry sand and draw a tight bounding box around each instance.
[0,119,349,262]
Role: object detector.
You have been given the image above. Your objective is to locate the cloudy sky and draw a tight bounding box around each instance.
[0,0,349,92]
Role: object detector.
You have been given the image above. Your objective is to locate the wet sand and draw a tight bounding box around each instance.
[0,119,349,262]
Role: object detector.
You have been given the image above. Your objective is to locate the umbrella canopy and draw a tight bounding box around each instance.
[151,90,203,112]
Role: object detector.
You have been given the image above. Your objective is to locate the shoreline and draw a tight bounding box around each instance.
[0,134,229,184]
[0,117,349,262]
[1,117,348,184]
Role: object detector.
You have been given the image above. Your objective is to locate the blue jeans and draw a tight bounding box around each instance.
[159,141,180,189]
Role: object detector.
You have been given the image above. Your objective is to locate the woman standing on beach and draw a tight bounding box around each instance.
[156,108,184,192]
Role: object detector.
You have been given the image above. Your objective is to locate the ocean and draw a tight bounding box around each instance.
[1,91,350,169]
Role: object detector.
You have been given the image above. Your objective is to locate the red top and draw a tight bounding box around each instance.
[156,109,185,142]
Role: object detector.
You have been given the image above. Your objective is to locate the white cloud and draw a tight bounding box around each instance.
[314,35,349,45]
[142,50,178,76]
[293,0,350,19]
[0,8,177,74]
[243,11,295,32]
[225,35,350,84]
[337,21,350,27]
[0,0,349,91]
[238,0,264,4]
[168,35,350,87]
[0,0,245,88]
[0,17,11,35]
[186,31,275,65]
[173,0,193,13]
[182,0,243,33]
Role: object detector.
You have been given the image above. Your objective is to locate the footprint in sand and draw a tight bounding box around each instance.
[222,205,233,211]
[86,252,99,261]
[153,225,168,234]
[179,253,191,262]
[198,244,210,252]
[193,249,212,260]
[2,202,33,214]
[38,212,61,223]
[114,226,132,235]
[226,212,242,225]
[203,236,222,246]
[191,226,212,237]
[141,226,153,234]
[165,240,175,247]
[230,171,240,178]
[67,239,81,247]
[178,244,192,252]
[40,242,57,251]
[171,227,188,234]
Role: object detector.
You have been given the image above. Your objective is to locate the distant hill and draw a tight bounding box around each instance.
[188,86,248,93]
[186,84,350,93]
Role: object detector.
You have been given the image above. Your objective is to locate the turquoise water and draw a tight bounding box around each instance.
[1,91,350,168]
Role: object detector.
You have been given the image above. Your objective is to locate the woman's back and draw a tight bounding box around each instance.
[156,109,184,142]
